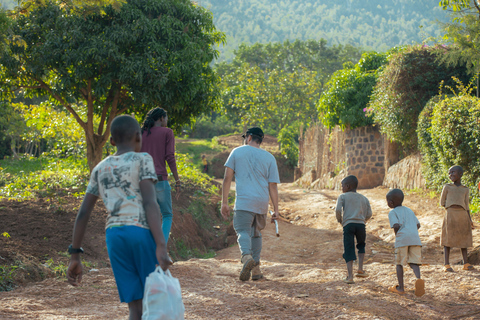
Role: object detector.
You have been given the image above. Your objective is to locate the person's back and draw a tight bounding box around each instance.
[89,152,155,228]
[66,115,171,320]
[140,108,181,245]
[335,175,372,283]
[228,145,278,214]
[140,126,177,180]
[221,127,281,282]
[388,205,421,248]
[386,188,424,297]
[336,192,372,227]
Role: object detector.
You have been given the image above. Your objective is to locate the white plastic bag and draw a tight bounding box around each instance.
[142,267,185,320]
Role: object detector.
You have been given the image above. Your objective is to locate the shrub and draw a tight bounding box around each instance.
[369,45,471,153]
[189,114,240,139]
[317,51,387,129]
[418,84,480,205]
[278,126,298,167]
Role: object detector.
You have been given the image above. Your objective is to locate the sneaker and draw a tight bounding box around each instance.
[251,263,264,281]
[239,254,255,281]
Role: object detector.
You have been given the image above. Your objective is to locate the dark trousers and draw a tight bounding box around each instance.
[343,223,366,263]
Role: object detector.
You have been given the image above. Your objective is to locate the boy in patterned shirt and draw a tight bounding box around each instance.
[66,115,172,320]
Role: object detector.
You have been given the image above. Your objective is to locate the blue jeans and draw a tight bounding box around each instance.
[155,180,173,244]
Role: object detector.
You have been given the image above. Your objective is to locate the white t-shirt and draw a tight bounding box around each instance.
[86,152,157,229]
[388,206,422,248]
[224,145,280,215]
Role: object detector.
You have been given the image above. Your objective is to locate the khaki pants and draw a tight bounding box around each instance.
[233,210,266,263]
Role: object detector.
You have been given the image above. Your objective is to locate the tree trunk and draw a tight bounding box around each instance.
[86,133,107,173]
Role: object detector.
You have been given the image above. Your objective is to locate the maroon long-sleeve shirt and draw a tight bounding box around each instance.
[140,126,178,181]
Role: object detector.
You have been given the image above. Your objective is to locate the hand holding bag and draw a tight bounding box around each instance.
[142,267,185,320]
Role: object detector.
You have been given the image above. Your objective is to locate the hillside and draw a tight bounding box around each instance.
[199,0,450,60]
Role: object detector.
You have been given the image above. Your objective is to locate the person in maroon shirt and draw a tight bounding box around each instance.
[140,107,181,244]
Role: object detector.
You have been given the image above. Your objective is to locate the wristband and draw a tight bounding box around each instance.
[68,244,84,254]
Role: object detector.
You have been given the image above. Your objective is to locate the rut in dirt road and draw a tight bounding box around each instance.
[1,184,480,319]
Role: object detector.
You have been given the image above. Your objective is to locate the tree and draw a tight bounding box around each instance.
[437,0,480,96]
[220,63,321,133]
[368,45,471,152]
[215,40,362,132]
[317,51,387,129]
[0,0,224,171]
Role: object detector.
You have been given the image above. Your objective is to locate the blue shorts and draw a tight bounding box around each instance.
[106,226,158,303]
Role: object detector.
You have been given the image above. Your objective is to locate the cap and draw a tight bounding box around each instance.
[242,127,264,139]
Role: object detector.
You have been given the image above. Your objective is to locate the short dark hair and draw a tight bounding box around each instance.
[242,127,264,144]
[386,188,404,206]
[450,165,464,174]
[342,175,358,189]
[250,134,263,144]
[111,115,140,144]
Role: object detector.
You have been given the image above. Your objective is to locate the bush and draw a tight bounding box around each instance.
[317,51,387,129]
[278,126,298,167]
[417,86,480,205]
[188,114,240,139]
[369,45,471,153]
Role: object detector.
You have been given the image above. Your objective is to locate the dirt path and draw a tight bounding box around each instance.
[2,184,480,319]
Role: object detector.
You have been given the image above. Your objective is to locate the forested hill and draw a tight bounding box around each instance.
[199,0,449,60]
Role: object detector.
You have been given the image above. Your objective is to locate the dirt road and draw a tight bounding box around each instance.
[1,184,480,319]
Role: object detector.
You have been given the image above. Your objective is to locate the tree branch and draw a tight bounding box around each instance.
[35,78,87,131]
[13,85,43,91]
[100,85,121,145]
[97,84,115,135]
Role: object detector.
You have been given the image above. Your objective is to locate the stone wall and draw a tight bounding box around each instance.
[297,124,389,190]
[383,153,426,190]
[297,125,347,189]
[345,126,385,189]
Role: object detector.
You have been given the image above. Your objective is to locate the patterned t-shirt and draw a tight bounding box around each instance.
[86,152,157,230]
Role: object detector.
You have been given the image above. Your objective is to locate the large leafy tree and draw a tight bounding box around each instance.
[317,51,387,129]
[0,0,224,171]
[215,40,362,131]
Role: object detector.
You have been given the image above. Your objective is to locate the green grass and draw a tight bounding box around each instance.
[171,239,216,260]
[0,145,220,200]
[0,155,89,200]
[176,137,228,170]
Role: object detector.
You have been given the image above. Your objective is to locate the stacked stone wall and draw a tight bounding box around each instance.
[383,153,426,190]
[345,126,385,189]
[297,124,387,190]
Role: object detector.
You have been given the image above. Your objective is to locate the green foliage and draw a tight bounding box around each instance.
[217,40,358,137]
[0,0,225,170]
[368,45,471,152]
[417,80,480,203]
[170,239,215,260]
[437,11,480,76]
[0,264,17,291]
[317,51,387,129]
[188,113,240,139]
[171,153,218,195]
[277,126,298,167]
[0,156,89,200]
[176,137,227,172]
[43,258,67,278]
[200,0,450,61]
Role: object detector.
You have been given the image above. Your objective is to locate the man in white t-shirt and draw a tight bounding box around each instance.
[221,127,280,281]
[387,188,425,297]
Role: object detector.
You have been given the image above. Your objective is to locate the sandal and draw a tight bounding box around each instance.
[463,263,475,271]
[388,285,405,295]
[414,279,425,297]
[343,278,355,284]
[444,264,454,272]
[355,270,369,278]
